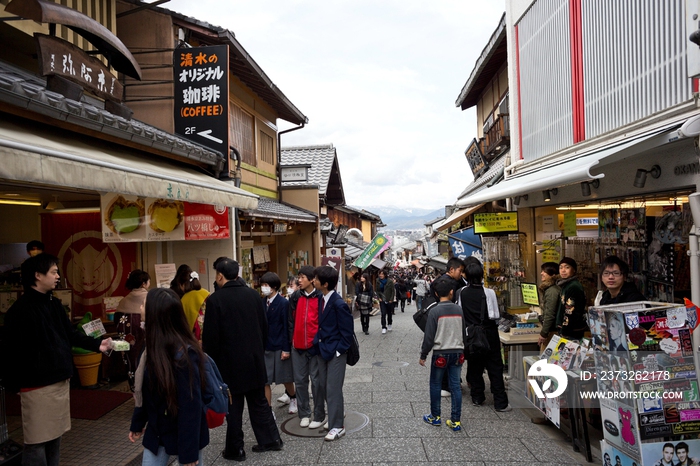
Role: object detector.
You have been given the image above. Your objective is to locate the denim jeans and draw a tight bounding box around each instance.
[416,295,424,310]
[22,437,61,466]
[429,352,464,421]
[142,446,204,466]
[379,301,393,329]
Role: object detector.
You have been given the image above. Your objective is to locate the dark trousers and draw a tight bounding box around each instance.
[399,298,406,312]
[226,386,280,452]
[22,437,61,466]
[360,311,370,332]
[380,302,394,328]
[466,331,508,409]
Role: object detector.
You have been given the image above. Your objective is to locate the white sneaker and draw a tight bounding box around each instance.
[323,421,328,430]
[387,325,392,331]
[277,393,291,404]
[308,418,326,429]
[324,427,345,441]
[289,398,298,414]
[382,328,387,334]
[300,417,310,428]
[441,390,451,397]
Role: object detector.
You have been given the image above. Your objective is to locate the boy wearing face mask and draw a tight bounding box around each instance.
[260,272,297,414]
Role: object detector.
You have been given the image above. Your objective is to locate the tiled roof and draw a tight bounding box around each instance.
[457,153,507,199]
[0,60,224,171]
[336,205,382,222]
[281,144,345,204]
[242,197,317,223]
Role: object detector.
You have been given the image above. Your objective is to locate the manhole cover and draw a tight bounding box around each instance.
[372,361,409,368]
[281,411,369,437]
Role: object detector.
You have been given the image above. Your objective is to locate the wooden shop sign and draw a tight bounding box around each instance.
[35,34,123,102]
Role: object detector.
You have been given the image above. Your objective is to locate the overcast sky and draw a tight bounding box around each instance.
[170,0,506,210]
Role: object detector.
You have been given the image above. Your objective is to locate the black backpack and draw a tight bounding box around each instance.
[346,331,360,366]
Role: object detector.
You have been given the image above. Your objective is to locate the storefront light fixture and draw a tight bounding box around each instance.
[513,194,528,205]
[0,199,42,206]
[543,188,558,202]
[633,164,661,188]
[555,197,688,210]
[580,179,600,197]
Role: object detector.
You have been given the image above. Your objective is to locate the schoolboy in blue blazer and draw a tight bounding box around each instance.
[311,266,354,441]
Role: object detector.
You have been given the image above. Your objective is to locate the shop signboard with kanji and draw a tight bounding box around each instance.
[474,212,518,234]
[173,45,229,157]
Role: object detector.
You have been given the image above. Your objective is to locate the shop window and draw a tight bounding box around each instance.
[230,104,255,166]
[259,130,274,165]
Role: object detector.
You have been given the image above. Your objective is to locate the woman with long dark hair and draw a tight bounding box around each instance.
[355,273,374,335]
[129,288,209,466]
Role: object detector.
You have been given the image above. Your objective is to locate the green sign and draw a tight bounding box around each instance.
[521,283,539,306]
[563,211,577,237]
[474,212,518,234]
[353,233,390,269]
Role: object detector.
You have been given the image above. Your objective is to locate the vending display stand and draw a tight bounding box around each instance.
[588,301,700,466]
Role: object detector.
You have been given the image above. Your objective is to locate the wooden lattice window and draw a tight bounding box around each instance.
[260,131,274,165]
[229,104,255,166]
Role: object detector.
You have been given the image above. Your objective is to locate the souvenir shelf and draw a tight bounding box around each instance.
[588,301,700,465]
[482,234,527,311]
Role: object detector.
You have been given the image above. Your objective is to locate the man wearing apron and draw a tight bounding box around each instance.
[1,253,111,466]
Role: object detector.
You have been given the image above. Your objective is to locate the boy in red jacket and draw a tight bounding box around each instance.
[287,265,324,428]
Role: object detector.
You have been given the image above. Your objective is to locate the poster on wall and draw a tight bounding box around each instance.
[599,209,619,242]
[41,212,136,319]
[619,208,646,242]
[101,193,229,243]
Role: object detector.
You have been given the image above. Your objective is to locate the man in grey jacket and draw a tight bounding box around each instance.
[419,277,467,432]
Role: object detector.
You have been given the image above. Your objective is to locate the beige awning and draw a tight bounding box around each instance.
[0,120,258,209]
[434,203,484,232]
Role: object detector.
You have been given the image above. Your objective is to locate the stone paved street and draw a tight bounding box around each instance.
[8,301,591,465]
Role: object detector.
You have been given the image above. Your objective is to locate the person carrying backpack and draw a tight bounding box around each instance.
[460,261,510,412]
[129,288,209,466]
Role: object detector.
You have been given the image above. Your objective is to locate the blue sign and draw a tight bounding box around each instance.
[448,227,482,261]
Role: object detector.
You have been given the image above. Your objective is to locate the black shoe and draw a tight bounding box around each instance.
[252,439,283,452]
[222,448,246,461]
[364,331,369,335]
[472,399,485,406]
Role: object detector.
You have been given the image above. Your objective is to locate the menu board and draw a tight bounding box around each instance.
[101,193,229,242]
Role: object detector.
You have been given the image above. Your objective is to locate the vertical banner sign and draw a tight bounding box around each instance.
[173,45,229,159]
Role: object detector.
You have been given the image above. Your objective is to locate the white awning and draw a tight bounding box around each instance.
[434,203,485,231]
[456,123,685,207]
[0,120,258,209]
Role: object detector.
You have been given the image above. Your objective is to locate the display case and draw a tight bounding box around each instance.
[588,301,700,465]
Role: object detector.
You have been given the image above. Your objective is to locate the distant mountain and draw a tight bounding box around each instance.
[356,206,445,231]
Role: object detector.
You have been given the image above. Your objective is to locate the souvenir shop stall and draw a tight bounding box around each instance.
[534,199,692,307]
[475,212,529,312]
[589,300,700,466]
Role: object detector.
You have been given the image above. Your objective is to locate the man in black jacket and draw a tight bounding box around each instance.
[202,258,282,461]
[2,253,111,466]
[599,256,645,305]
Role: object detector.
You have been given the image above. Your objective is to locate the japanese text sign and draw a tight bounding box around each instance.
[474,212,518,234]
[173,45,229,157]
[36,34,123,102]
[101,193,229,243]
[353,233,391,269]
